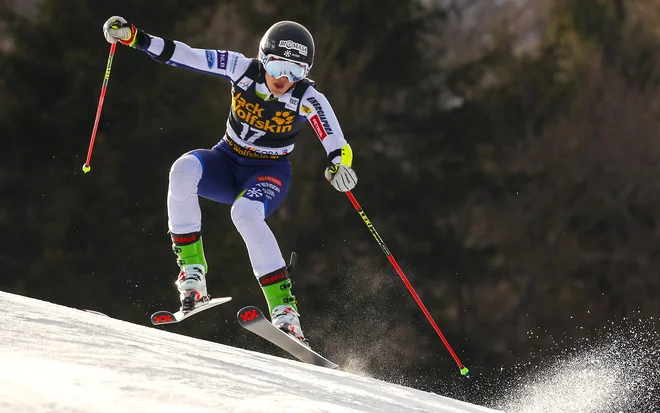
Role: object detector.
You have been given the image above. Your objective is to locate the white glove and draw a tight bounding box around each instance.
[325,164,358,192]
[103,16,135,44]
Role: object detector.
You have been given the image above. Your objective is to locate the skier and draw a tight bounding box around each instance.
[102,16,357,343]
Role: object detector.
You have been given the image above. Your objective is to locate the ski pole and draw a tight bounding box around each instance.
[344,190,469,377]
[82,42,117,173]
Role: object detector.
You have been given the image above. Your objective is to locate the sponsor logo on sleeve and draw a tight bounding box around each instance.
[306,97,333,138]
[301,105,312,114]
[229,54,239,74]
[310,114,327,141]
[217,50,228,70]
[205,50,216,69]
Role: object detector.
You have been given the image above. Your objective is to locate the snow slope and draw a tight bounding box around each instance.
[0,291,500,413]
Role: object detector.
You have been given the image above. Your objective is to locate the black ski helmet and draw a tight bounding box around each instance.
[259,21,315,70]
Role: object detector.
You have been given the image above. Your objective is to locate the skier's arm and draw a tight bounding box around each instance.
[103,16,250,81]
[300,87,358,192]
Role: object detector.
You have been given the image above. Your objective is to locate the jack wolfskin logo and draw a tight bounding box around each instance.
[272,111,295,126]
[232,92,294,133]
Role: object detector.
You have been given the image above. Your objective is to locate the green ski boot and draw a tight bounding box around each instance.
[257,253,307,344]
[171,232,209,311]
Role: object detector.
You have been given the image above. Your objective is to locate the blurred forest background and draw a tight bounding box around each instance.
[2,0,660,407]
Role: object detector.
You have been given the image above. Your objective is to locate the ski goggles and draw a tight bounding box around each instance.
[263,56,308,82]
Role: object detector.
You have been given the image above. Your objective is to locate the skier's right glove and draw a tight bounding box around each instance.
[103,16,144,48]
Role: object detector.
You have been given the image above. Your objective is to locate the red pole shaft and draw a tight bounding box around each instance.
[83,42,117,171]
[344,190,469,376]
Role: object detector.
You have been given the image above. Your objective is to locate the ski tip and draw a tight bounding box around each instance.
[237,306,264,325]
[151,310,177,326]
[460,366,470,377]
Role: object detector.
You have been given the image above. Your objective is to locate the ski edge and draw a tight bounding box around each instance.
[84,309,109,317]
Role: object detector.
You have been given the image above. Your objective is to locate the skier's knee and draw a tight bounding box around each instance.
[169,154,202,202]
[231,197,266,243]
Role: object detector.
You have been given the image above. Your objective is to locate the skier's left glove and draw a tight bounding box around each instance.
[103,16,146,48]
[325,144,357,192]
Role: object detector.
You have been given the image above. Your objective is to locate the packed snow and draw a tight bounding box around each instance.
[0,291,499,413]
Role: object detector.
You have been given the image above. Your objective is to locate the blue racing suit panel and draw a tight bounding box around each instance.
[190,143,291,218]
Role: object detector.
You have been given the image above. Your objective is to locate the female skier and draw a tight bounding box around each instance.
[103,16,357,343]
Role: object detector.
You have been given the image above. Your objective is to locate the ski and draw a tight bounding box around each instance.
[237,305,338,369]
[84,309,109,317]
[151,296,232,325]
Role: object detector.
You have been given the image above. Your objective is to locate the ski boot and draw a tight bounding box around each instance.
[171,232,210,311]
[258,253,308,345]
